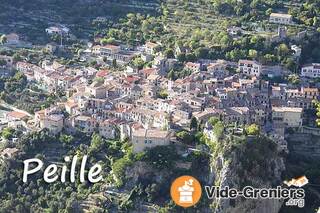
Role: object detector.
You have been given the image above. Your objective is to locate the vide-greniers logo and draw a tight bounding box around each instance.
[170,176,202,208]
[171,175,307,209]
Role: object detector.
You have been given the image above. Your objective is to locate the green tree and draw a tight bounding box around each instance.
[167,69,176,80]
[245,124,260,135]
[313,100,320,126]
[101,37,116,45]
[277,43,290,57]
[176,131,194,144]
[90,133,105,153]
[131,57,145,69]
[287,74,300,85]
[112,59,117,68]
[1,127,14,140]
[208,117,219,127]
[248,49,258,59]
[190,117,198,131]
[164,48,174,58]
[59,134,74,144]
[214,121,224,140]
[158,90,168,99]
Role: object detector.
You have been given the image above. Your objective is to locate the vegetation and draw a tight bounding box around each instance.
[245,124,260,135]
[1,127,15,140]
[0,71,64,114]
[313,100,320,126]
[208,116,220,127]
[158,90,169,99]
[176,130,195,145]
[213,121,225,140]
[190,116,198,130]
[0,129,132,212]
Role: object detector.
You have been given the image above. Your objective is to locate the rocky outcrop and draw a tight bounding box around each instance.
[209,137,286,213]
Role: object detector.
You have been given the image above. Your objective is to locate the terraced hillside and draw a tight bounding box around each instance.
[163,0,230,32]
[160,0,237,47]
[0,0,160,43]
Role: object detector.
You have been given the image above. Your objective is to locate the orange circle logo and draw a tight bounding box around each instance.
[170,175,202,208]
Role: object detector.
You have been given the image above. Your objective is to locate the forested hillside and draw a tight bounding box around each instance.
[0,0,160,42]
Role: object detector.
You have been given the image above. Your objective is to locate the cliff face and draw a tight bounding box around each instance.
[115,136,286,213]
[287,133,320,159]
[209,137,286,213]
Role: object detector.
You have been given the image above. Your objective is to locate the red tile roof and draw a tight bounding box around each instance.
[96,70,109,78]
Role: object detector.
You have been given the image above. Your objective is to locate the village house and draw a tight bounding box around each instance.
[261,65,289,78]
[139,68,157,79]
[16,62,44,81]
[272,107,303,127]
[175,45,191,57]
[5,111,29,129]
[301,87,319,99]
[252,107,268,125]
[42,60,65,72]
[287,98,314,109]
[81,98,111,116]
[291,45,302,58]
[207,61,228,78]
[72,115,97,133]
[45,25,70,35]
[132,128,171,153]
[92,45,136,63]
[65,100,78,115]
[269,13,293,25]
[99,119,120,139]
[193,109,221,124]
[222,107,251,125]
[147,74,161,86]
[301,63,320,78]
[1,148,19,160]
[185,62,201,72]
[35,108,64,135]
[238,60,262,77]
[141,53,153,62]
[5,33,20,45]
[145,42,159,55]
[85,81,107,99]
[152,56,177,74]
[5,111,29,122]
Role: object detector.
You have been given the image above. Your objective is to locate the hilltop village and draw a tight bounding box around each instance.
[1,1,320,211]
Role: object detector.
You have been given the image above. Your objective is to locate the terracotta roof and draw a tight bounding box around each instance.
[6,111,28,119]
[133,128,170,138]
[103,44,120,50]
[140,68,156,76]
[302,87,318,92]
[65,101,78,108]
[146,42,159,48]
[125,76,140,83]
[96,70,109,78]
